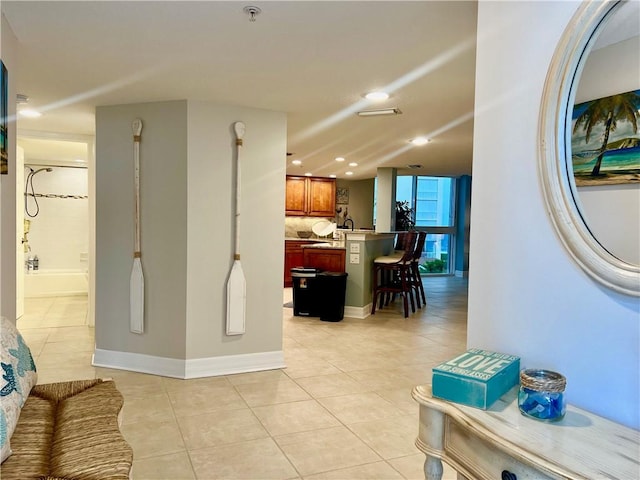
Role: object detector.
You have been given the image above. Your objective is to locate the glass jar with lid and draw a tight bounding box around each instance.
[518,369,566,422]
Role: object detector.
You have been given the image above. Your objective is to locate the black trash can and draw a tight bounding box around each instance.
[291,267,323,317]
[317,272,348,322]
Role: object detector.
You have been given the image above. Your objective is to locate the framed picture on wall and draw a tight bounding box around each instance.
[571,89,640,186]
[336,187,349,204]
[1,61,7,175]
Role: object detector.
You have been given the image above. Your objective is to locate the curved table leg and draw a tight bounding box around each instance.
[416,404,445,480]
[424,455,443,480]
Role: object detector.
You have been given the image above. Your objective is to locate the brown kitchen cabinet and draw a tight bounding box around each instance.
[285,176,336,217]
[303,247,346,273]
[285,176,308,216]
[284,240,315,287]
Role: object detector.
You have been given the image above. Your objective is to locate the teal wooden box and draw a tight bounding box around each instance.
[432,349,520,409]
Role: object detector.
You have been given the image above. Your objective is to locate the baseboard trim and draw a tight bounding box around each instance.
[185,351,286,378]
[344,303,372,319]
[93,349,286,379]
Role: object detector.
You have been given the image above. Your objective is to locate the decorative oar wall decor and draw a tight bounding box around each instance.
[226,121,246,335]
[130,118,144,334]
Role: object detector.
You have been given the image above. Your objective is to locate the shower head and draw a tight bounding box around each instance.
[24,167,53,218]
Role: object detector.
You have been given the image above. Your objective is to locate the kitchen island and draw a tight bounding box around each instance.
[336,230,395,318]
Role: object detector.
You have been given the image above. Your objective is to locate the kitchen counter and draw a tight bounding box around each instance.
[285,232,397,317]
[301,241,345,249]
[284,238,344,287]
[284,237,330,242]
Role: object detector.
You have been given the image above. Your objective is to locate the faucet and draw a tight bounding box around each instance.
[343,218,354,231]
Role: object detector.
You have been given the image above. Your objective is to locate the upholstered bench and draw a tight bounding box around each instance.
[1,318,133,479]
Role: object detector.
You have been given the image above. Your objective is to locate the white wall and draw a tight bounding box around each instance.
[0,14,18,319]
[574,36,640,265]
[95,100,188,360]
[336,178,375,229]
[94,100,286,376]
[375,168,396,232]
[185,102,286,360]
[469,1,639,429]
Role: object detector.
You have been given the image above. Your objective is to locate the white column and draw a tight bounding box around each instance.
[375,167,397,233]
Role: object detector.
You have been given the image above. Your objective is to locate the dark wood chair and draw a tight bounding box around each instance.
[409,231,427,308]
[371,231,418,318]
[394,232,407,252]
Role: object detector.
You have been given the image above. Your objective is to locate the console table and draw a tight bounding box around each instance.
[412,384,639,480]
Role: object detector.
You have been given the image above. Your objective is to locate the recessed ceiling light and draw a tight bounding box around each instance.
[19,109,42,118]
[345,171,354,176]
[348,162,358,167]
[304,172,312,177]
[410,137,431,146]
[292,159,302,165]
[335,157,345,162]
[357,108,401,117]
[364,91,389,101]
[329,174,337,178]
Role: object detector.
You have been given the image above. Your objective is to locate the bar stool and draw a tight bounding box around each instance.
[371,231,418,318]
[409,231,427,308]
[393,232,407,252]
[385,231,427,309]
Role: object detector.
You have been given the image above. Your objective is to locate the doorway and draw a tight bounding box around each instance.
[16,131,95,328]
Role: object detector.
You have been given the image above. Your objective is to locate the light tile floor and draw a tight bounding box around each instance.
[17,277,467,480]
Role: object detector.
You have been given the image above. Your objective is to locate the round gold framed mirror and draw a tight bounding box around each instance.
[539,0,640,296]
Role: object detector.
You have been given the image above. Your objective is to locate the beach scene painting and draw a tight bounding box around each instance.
[571,89,640,186]
[1,61,7,175]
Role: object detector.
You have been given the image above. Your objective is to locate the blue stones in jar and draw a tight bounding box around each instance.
[518,369,566,422]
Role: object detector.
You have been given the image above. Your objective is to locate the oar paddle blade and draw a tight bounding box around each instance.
[130,258,144,334]
[226,260,246,335]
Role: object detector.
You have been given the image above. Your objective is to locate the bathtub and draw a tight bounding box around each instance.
[24,269,88,298]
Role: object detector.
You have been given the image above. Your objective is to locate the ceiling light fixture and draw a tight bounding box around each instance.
[335,157,345,162]
[364,91,390,101]
[292,159,302,165]
[345,171,354,176]
[19,109,42,118]
[16,93,42,118]
[348,162,358,167]
[410,136,431,146]
[357,108,402,117]
[329,174,337,178]
[304,172,312,177]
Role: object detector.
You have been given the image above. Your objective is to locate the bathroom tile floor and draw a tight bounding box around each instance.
[17,276,467,480]
[21,295,89,328]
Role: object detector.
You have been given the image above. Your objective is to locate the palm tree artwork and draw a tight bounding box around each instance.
[572,89,640,185]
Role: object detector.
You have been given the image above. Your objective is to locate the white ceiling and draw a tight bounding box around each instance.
[3,1,478,180]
